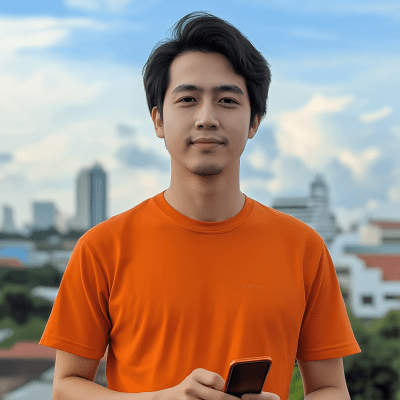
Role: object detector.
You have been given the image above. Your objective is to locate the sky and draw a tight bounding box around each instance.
[1,0,399,232]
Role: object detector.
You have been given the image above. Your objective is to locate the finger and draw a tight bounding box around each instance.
[192,368,225,391]
[242,393,280,400]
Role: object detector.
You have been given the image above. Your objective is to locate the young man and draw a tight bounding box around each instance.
[40,12,361,400]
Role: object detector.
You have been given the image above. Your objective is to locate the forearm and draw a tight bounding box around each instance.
[304,386,351,400]
[54,376,163,400]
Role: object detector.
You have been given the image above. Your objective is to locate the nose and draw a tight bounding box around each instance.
[194,101,219,130]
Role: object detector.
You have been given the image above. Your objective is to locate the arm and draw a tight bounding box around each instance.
[297,357,351,400]
[52,349,160,400]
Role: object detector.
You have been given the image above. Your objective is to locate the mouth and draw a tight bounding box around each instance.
[191,142,223,149]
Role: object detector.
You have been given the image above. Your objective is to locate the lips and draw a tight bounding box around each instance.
[191,138,224,144]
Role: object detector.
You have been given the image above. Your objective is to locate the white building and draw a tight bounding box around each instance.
[272,175,338,244]
[2,205,16,234]
[330,221,400,320]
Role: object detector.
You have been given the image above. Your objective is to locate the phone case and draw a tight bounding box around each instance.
[223,356,272,398]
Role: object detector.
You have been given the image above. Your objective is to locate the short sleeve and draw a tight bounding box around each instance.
[39,238,111,359]
[296,244,361,361]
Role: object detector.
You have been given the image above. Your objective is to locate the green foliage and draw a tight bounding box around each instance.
[0,283,54,324]
[25,264,63,288]
[0,264,63,290]
[0,284,33,324]
[289,363,304,400]
[0,315,48,349]
[0,268,28,286]
[344,307,400,399]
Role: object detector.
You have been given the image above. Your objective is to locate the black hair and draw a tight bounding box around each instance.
[142,11,271,127]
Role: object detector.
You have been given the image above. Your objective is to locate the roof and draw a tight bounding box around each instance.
[355,254,400,281]
[370,220,400,230]
[0,341,56,359]
[0,341,109,360]
[0,258,24,269]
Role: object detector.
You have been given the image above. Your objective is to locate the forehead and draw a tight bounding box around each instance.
[166,51,247,95]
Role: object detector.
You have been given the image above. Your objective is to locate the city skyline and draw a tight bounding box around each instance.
[1,0,399,230]
[1,162,108,233]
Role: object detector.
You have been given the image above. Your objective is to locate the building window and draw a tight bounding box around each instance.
[385,295,400,300]
[336,267,350,276]
[362,296,374,305]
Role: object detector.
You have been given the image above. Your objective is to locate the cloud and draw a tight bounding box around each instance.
[116,144,169,170]
[0,153,13,164]
[117,124,136,137]
[360,106,393,123]
[338,148,381,179]
[238,0,400,18]
[65,0,133,12]
[388,187,400,203]
[275,93,353,170]
[246,149,269,170]
[0,17,105,55]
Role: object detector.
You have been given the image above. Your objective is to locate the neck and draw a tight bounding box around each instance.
[164,160,245,222]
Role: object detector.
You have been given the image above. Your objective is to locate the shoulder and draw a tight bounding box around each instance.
[76,196,153,252]
[252,199,324,248]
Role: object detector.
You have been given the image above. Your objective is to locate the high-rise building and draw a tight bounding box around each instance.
[76,168,91,230]
[90,163,107,228]
[2,205,16,233]
[33,202,57,231]
[271,175,339,245]
[75,163,107,230]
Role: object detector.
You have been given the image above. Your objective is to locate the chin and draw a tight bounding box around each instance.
[191,164,223,177]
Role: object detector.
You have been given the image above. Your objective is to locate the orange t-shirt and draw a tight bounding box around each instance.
[40,191,361,399]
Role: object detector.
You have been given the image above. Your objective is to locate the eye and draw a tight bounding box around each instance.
[179,97,196,103]
[220,98,238,104]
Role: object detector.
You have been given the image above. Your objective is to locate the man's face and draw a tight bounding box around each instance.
[152,51,260,178]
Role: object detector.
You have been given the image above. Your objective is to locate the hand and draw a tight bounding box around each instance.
[241,393,280,400]
[162,368,234,400]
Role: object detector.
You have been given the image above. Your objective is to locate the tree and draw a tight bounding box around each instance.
[25,264,63,288]
[344,308,400,399]
[0,284,34,324]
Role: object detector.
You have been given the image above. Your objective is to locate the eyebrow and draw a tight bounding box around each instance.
[171,84,244,96]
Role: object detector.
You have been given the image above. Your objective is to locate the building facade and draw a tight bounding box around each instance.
[33,202,56,231]
[331,221,400,320]
[271,175,338,245]
[2,205,16,234]
[74,163,107,230]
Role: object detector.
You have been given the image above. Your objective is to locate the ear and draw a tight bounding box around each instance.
[151,107,164,139]
[248,114,261,139]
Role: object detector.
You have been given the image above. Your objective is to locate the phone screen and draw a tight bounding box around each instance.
[224,360,272,398]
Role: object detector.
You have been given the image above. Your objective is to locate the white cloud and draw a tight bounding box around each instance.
[360,106,393,123]
[240,178,271,193]
[65,0,133,12]
[338,147,381,179]
[366,199,379,210]
[247,149,269,170]
[275,93,353,170]
[239,0,400,18]
[388,187,400,203]
[0,17,104,55]
[335,206,367,231]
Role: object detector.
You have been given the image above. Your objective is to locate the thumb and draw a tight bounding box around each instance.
[211,374,225,391]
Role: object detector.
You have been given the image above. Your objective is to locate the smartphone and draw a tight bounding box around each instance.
[223,356,272,398]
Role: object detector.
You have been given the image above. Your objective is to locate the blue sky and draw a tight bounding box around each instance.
[1,0,399,231]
